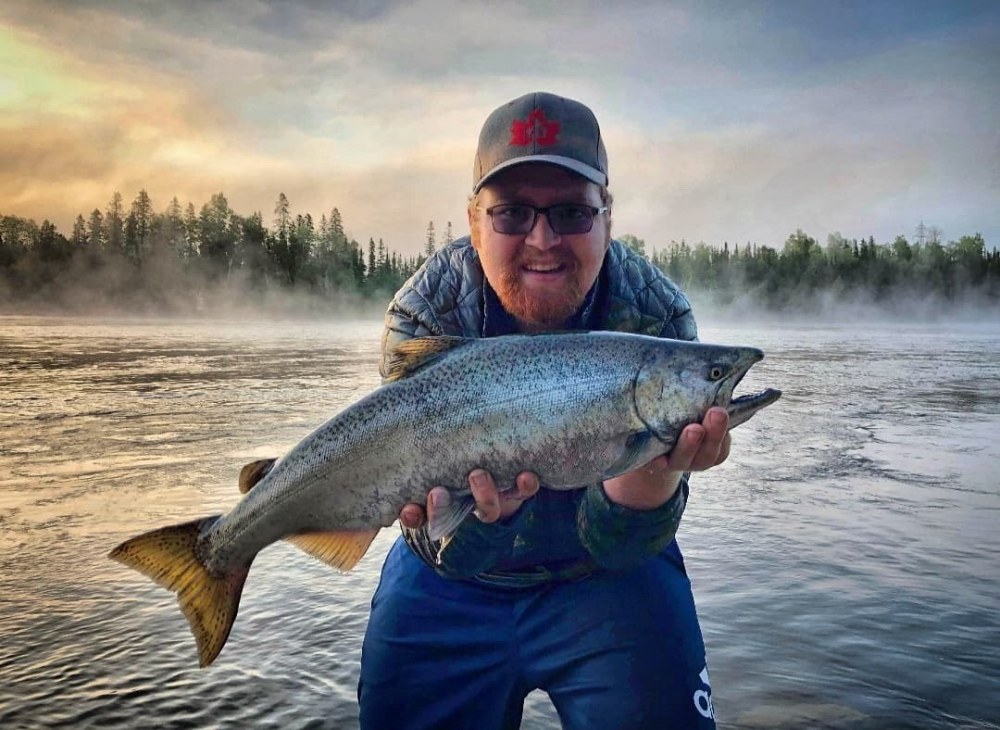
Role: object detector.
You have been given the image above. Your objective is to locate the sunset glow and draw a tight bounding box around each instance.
[2,0,997,254]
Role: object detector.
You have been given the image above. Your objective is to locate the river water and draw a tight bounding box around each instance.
[1,315,998,729]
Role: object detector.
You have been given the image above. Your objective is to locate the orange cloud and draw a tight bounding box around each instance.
[1,19,250,223]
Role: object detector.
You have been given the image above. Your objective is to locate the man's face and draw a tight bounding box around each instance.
[469,164,610,332]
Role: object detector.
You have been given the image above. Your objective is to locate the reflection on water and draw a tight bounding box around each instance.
[1,315,999,729]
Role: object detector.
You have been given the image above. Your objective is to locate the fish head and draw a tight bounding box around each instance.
[633,340,781,443]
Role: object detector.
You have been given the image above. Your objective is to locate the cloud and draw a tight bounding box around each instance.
[1,0,997,254]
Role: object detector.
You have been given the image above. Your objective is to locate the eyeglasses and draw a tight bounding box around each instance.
[476,203,609,235]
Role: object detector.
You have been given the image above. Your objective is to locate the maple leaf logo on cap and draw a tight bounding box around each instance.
[510,108,560,147]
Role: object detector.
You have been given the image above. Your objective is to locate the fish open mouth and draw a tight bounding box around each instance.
[726,388,782,429]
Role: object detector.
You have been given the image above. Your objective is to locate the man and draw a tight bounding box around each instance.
[358,92,729,729]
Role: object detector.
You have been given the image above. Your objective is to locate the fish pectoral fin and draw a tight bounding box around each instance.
[383,336,474,382]
[602,431,658,480]
[238,458,278,494]
[426,495,476,542]
[286,529,380,572]
[108,517,249,668]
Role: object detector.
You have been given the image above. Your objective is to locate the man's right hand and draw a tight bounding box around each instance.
[398,469,540,530]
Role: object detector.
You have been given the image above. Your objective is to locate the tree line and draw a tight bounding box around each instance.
[0,190,455,313]
[1,189,996,314]
[621,228,998,311]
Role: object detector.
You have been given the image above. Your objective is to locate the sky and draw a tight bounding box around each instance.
[1,0,997,256]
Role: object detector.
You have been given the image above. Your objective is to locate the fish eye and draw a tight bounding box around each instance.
[708,364,726,381]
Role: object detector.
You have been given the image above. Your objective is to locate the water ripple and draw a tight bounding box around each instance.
[1,318,998,729]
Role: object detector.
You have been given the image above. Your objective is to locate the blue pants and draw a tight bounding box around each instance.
[358,537,716,729]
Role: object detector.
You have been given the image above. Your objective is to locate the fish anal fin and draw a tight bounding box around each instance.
[286,528,379,571]
[108,517,251,668]
[239,458,277,494]
[384,336,472,382]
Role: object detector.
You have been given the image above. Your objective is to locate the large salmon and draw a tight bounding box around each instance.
[110,332,781,666]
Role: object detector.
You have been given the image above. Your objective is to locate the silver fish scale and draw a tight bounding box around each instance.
[201,332,754,572]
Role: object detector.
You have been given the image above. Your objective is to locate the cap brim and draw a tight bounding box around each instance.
[473,155,607,193]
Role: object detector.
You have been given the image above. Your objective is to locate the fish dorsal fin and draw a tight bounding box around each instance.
[384,336,473,382]
[238,458,277,494]
[286,528,379,571]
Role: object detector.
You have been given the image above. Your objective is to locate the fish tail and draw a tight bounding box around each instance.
[108,517,251,668]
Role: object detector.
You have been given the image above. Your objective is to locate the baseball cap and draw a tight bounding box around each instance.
[472,92,609,193]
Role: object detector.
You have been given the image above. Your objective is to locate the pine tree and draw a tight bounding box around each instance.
[106,192,125,253]
[200,193,237,275]
[271,193,291,282]
[377,237,387,275]
[71,215,87,248]
[330,207,345,245]
[87,209,105,250]
[128,189,153,262]
[425,221,436,256]
[163,197,185,257]
[183,203,199,259]
[274,193,291,234]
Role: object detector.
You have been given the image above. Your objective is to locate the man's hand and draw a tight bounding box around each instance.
[398,469,540,530]
[603,406,731,511]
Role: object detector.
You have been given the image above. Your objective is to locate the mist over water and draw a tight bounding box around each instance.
[1,315,998,729]
[688,284,1000,327]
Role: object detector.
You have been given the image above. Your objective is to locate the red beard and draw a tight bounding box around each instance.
[493,253,585,332]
